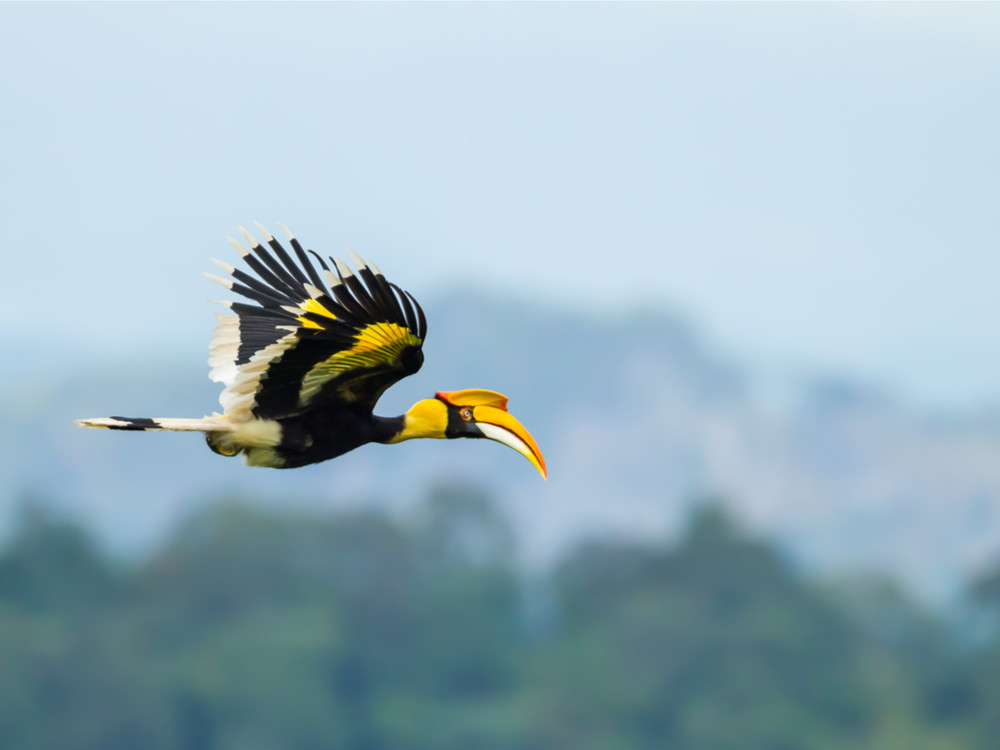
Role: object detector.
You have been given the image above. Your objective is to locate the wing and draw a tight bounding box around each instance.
[206,223,427,422]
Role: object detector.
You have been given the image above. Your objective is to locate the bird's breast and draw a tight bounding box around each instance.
[272,408,375,468]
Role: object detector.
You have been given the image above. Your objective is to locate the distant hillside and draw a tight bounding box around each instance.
[5,293,1000,601]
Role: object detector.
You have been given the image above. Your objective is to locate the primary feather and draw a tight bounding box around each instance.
[207,225,426,423]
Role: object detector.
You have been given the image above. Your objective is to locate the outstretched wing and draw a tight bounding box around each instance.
[206,223,427,422]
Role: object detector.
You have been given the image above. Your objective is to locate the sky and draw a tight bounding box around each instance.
[2,2,999,410]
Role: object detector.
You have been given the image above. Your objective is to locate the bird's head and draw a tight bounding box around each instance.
[392,389,547,479]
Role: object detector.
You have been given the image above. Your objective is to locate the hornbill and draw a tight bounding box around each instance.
[76,223,547,478]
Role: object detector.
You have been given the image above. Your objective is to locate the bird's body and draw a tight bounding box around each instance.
[78,224,546,478]
[227,405,402,469]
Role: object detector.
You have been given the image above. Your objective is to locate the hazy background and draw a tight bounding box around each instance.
[4,2,1000,408]
[3,3,1000,747]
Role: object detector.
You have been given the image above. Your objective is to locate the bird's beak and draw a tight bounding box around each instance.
[436,390,547,479]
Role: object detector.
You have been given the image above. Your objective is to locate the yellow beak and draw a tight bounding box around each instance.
[436,389,547,479]
[472,404,547,479]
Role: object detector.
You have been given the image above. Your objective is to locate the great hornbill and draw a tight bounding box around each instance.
[76,223,547,478]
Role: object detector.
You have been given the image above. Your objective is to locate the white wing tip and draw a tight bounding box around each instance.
[347,250,367,270]
[227,236,250,257]
[323,269,342,288]
[205,272,234,290]
[252,221,274,242]
[276,221,295,240]
[334,258,354,278]
[238,225,261,248]
[210,258,235,274]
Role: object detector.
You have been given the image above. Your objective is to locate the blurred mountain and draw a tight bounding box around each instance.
[5,293,1000,601]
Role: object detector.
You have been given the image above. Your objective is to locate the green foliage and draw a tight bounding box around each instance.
[539,505,877,749]
[0,494,989,748]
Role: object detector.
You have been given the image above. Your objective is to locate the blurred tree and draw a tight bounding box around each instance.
[0,502,118,614]
[412,483,515,569]
[538,503,887,749]
[0,490,985,749]
[0,504,170,749]
[960,560,1000,745]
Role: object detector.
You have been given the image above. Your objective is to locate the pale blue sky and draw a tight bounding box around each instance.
[2,2,999,409]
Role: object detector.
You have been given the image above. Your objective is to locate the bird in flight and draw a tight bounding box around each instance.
[77,223,547,478]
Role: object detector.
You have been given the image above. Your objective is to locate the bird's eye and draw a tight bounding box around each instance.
[460,408,473,421]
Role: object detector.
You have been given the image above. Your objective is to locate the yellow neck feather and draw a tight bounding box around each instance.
[388,398,449,443]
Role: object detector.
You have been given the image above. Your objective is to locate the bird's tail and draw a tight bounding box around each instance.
[75,415,233,433]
